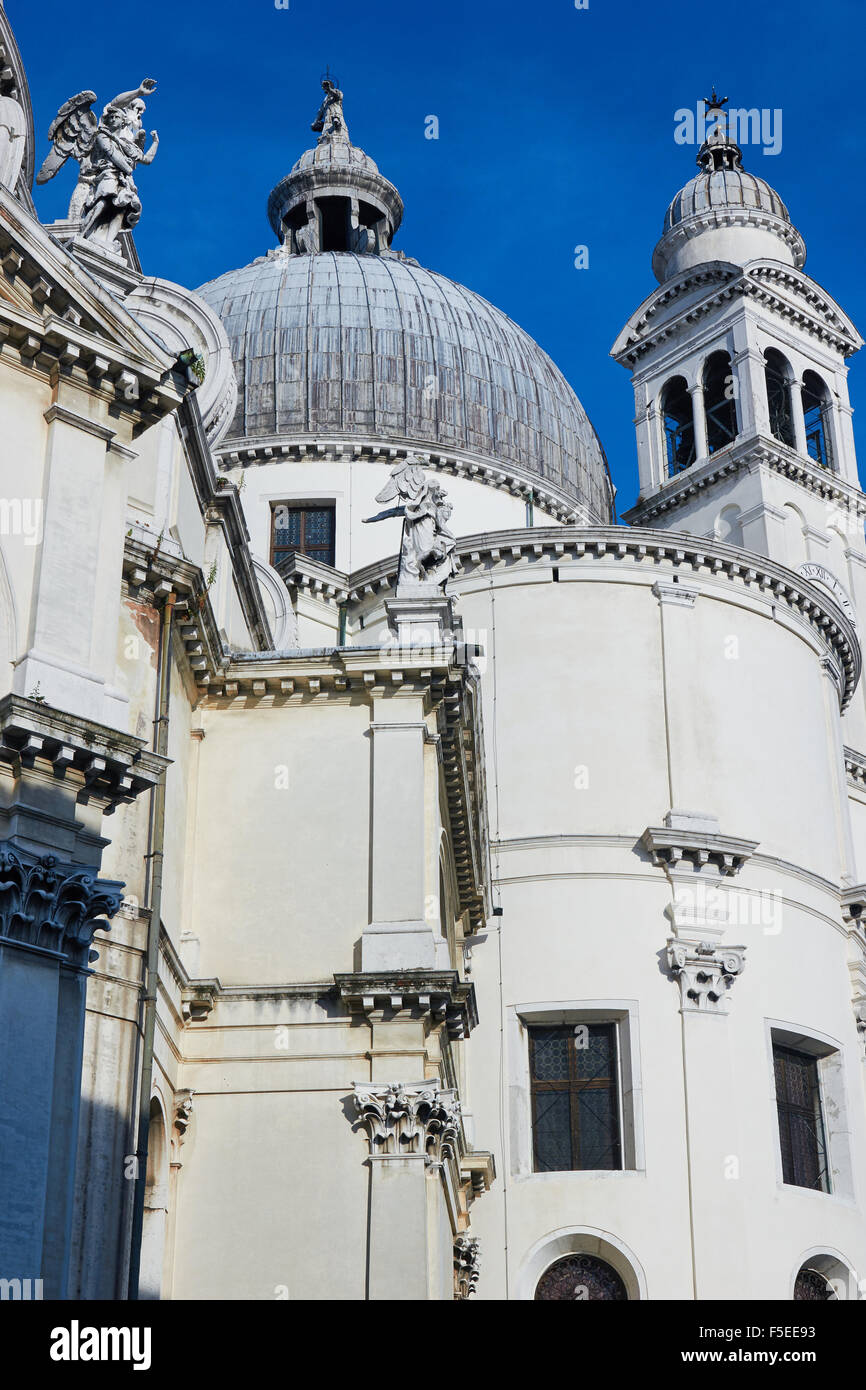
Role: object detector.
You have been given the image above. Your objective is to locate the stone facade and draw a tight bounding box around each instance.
[0,17,865,1303]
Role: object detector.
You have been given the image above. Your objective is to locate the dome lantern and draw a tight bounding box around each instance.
[652,91,806,283]
[266,77,403,255]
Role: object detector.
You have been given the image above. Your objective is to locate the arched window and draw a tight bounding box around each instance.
[140,1098,169,1301]
[794,1264,837,1301]
[660,376,695,477]
[535,1254,628,1301]
[802,372,834,469]
[702,351,738,454]
[764,349,795,448]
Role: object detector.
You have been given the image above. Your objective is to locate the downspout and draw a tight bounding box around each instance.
[127,589,175,1300]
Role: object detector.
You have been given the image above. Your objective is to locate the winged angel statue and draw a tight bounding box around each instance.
[36,80,159,251]
[363,455,462,589]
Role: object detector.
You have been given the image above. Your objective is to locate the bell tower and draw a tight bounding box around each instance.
[613,93,865,572]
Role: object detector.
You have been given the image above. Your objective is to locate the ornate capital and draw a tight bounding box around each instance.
[454,1236,480,1299]
[353,1082,462,1162]
[174,1089,194,1139]
[667,938,746,1014]
[0,843,123,969]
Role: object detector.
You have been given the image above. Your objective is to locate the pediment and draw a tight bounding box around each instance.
[0,185,186,428]
[612,258,862,366]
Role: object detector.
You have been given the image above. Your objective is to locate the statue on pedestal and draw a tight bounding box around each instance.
[36,80,159,252]
[363,455,461,589]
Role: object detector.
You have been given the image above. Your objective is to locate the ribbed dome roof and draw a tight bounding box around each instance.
[196,249,612,521]
[664,168,790,230]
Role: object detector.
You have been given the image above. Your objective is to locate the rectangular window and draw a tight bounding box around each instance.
[528,1022,622,1172]
[271,503,335,568]
[773,1043,830,1192]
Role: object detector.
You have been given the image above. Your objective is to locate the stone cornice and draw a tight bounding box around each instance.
[205,654,489,932]
[343,524,861,711]
[845,746,866,792]
[623,436,866,529]
[0,693,167,813]
[0,188,192,433]
[175,395,273,651]
[654,208,807,279]
[122,532,229,689]
[641,823,758,877]
[613,259,858,367]
[335,969,479,1039]
[214,435,597,525]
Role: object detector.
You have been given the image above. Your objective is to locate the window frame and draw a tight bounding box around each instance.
[766,1023,853,1203]
[772,1042,830,1193]
[270,500,337,569]
[509,1002,644,1178]
[528,1020,623,1173]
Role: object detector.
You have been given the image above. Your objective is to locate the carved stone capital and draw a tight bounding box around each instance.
[174,1089,194,1139]
[454,1235,480,1299]
[0,842,123,969]
[842,885,866,929]
[352,1081,462,1162]
[667,937,746,1014]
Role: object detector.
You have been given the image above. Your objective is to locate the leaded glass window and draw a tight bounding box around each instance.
[535,1254,628,1301]
[794,1266,834,1301]
[272,503,335,568]
[528,1023,622,1172]
[773,1044,830,1192]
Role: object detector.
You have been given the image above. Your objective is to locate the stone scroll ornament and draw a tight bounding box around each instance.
[36,80,159,251]
[362,455,462,590]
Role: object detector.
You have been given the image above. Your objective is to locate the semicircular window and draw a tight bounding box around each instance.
[535,1254,628,1301]
[793,1265,835,1301]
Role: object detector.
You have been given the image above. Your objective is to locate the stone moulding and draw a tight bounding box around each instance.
[845,746,866,792]
[214,436,594,526]
[0,693,167,814]
[335,969,479,1039]
[614,260,858,369]
[667,938,747,1014]
[640,824,758,877]
[337,524,862,709]
[0,841,123,970]
[624,436,866,528]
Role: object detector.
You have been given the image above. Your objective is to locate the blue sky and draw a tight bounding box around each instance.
[11,0,866,509]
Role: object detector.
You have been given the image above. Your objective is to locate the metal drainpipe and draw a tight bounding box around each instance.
[127,589,175,1301]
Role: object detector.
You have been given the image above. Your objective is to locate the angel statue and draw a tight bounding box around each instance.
[311,78,347,143]
[363,455,462,589]
[36,80,159,251]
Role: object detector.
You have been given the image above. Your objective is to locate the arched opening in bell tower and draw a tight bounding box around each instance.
[764,348,796,448]
[802,370,835,469]
[660,376,695,476]
[702,350,738,454]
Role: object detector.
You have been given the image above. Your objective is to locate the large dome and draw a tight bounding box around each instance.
[196,249,612,520]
